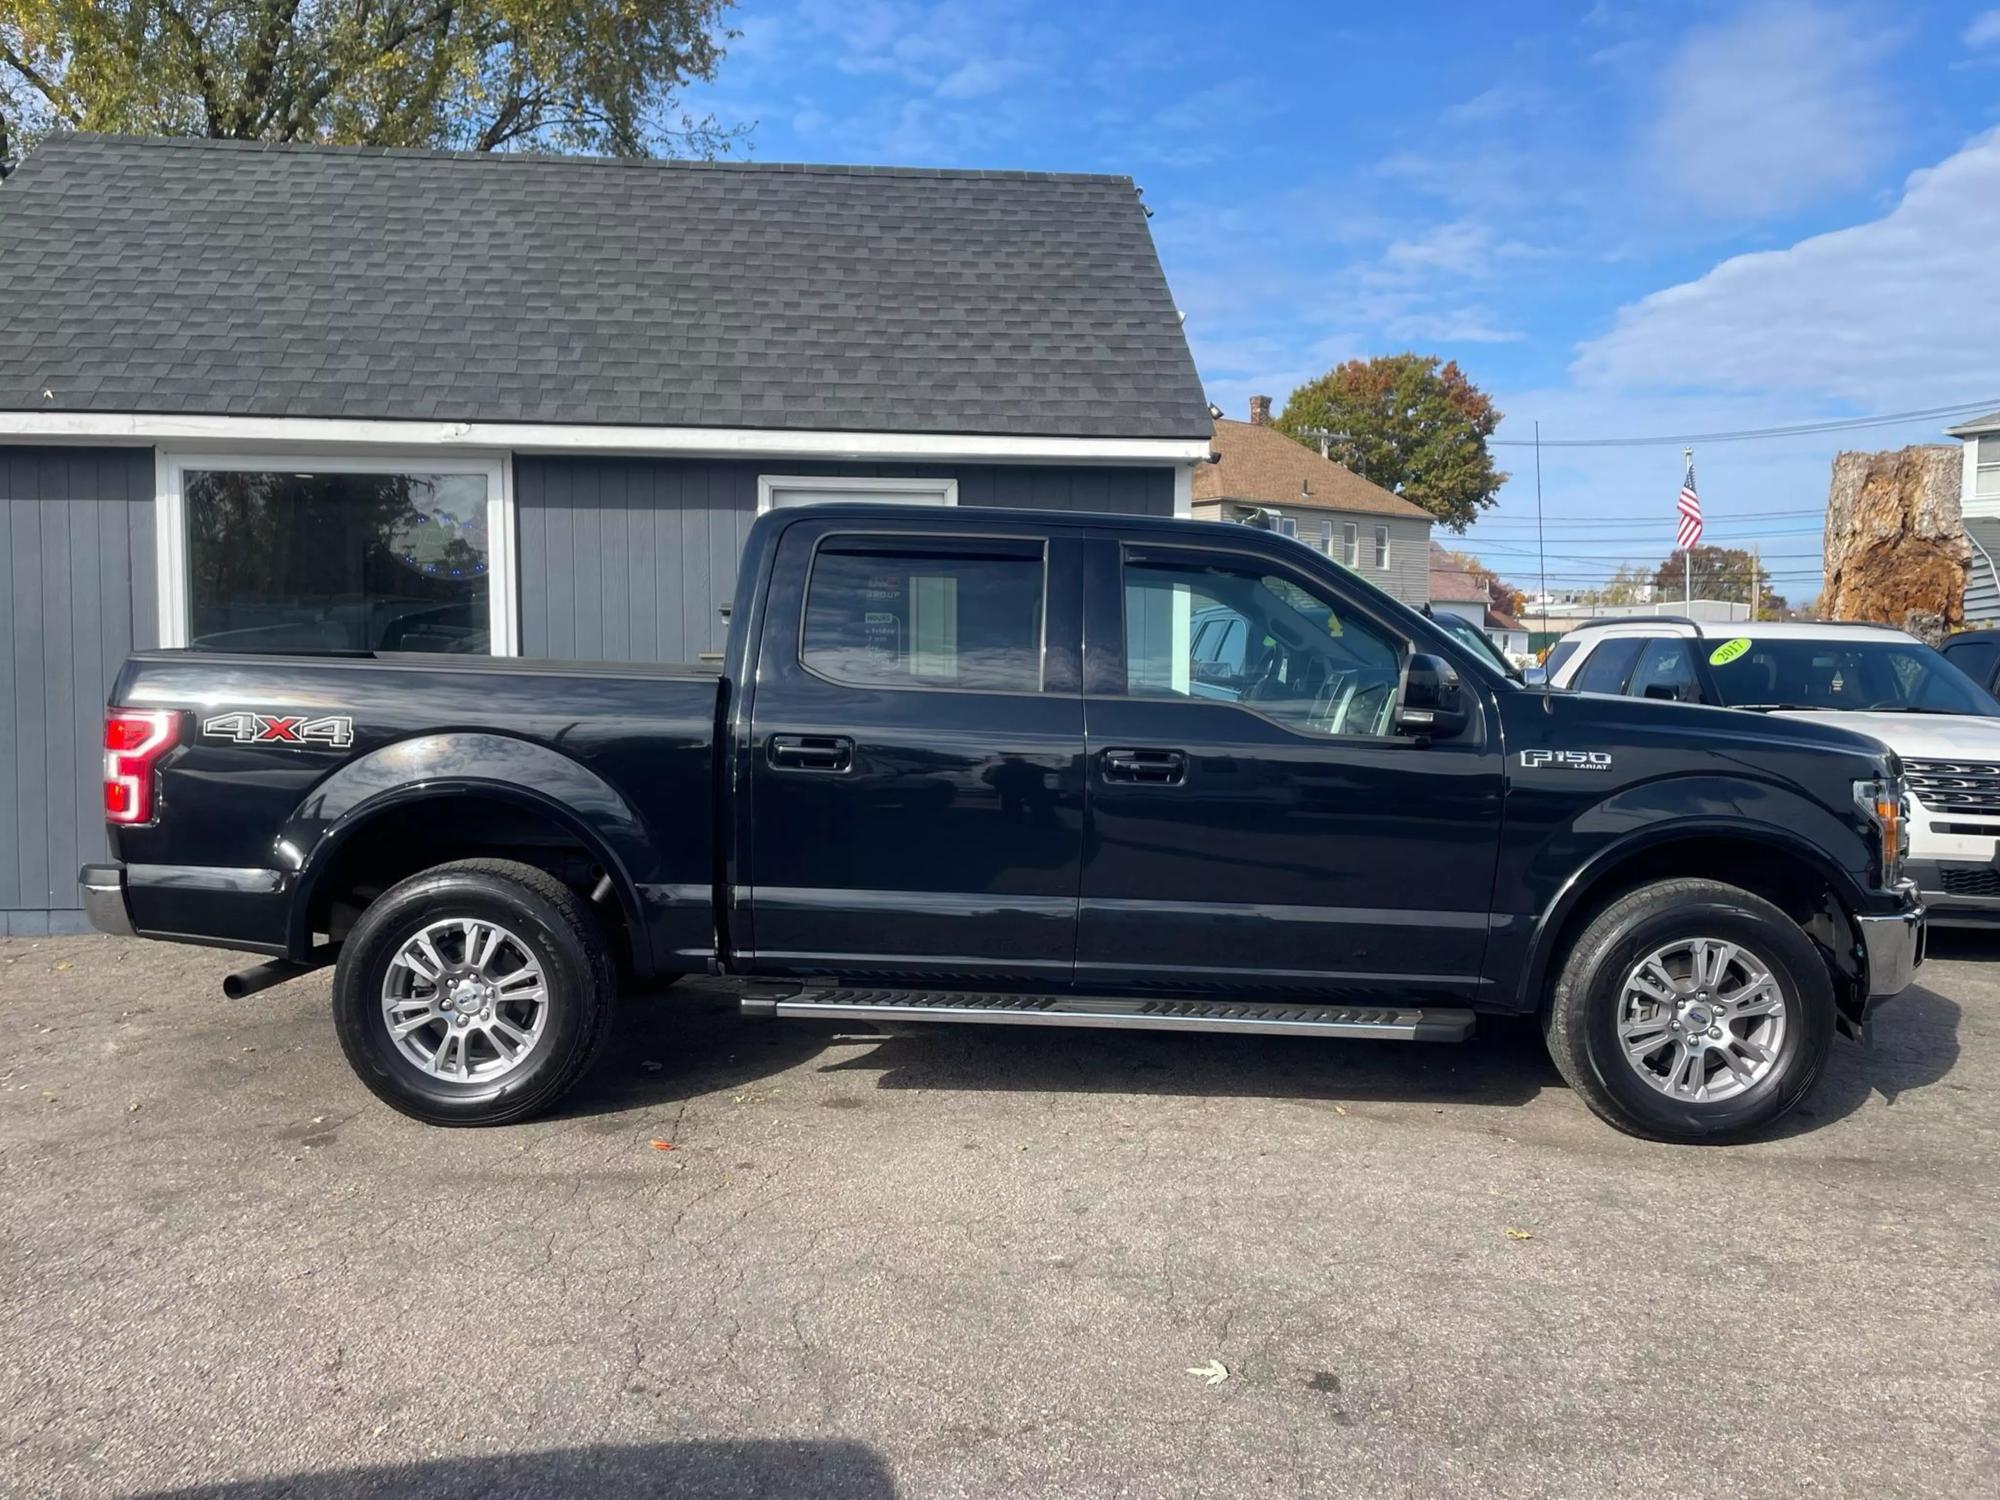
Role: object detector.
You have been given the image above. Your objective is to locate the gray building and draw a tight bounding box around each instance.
[0,133,1211,933]
[1190,397,1433,605]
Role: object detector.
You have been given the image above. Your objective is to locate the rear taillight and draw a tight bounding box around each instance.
[104,710,179,825]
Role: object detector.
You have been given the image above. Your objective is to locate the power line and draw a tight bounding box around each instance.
[1488,398,1999,449]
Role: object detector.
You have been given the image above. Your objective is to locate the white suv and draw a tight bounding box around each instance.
[1545,618,2000,925]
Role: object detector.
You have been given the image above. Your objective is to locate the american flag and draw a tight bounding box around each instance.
[1676,453,1704,550]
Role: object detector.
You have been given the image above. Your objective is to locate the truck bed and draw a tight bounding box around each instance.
[107,650,725,967]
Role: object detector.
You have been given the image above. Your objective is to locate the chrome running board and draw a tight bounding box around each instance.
[740,988,1474,1041]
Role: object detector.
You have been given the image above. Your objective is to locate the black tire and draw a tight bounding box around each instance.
[332,859,617,1126]
[1543,877,1834,1143]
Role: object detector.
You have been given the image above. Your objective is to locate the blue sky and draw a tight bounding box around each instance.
[685,2,2000,604]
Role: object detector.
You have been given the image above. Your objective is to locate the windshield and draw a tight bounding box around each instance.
[1704,636,2000,716]
[1425,608,1521,680]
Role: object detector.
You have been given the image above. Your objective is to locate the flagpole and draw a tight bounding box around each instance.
[1683,445,1694,609]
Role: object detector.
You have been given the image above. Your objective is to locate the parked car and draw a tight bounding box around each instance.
[1939,628,2000,696]
[80,506,1922,1142]
[1545,617,2000,925]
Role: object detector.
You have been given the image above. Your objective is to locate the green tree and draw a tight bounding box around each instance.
[1277,353,1509,533]
[0,1,739,159]
[1650,545,1785,613]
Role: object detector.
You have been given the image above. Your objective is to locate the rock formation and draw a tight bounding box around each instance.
[1821,446,1967,641]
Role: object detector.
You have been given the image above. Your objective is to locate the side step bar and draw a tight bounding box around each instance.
[741,988,1474,1042]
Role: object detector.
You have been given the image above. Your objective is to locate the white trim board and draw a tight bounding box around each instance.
[2,410,1212,467]
[757,473,958,514]
[154,450,519,655]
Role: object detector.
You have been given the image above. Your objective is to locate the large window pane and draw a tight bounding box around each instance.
[185,470,491,653]
[801,539,1044,691]
[1123,552,1403,739]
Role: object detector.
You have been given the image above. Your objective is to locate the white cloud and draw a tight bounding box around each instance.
[1572,128,2000,404]
[1644,2,1900,218]
[1442,85,1544,125]
[1967,10,2000,46]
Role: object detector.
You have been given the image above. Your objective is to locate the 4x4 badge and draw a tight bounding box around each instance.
[202,711,354,749]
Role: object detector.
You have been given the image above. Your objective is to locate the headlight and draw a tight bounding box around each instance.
[1854,775,1909,887]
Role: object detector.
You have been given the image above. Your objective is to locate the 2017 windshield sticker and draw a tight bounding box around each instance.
[1519,750,1613,771]
[1709,638,1752,666]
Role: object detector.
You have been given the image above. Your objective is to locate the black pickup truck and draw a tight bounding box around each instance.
[81,504,1924,1141]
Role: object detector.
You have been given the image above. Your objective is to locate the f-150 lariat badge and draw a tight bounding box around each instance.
[1519,749,1612,771]
[202,711,354,749]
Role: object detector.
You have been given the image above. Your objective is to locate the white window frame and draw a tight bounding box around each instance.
[1977,435,2000,500]
[1374,525,1390,570]
[155,449,517,654]
[756,473,959,514]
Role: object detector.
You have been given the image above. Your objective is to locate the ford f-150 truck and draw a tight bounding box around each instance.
[80,504,1925,1142]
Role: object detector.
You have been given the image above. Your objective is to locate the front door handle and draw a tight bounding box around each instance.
[768,733,854,773]
[1102,747,1187,785]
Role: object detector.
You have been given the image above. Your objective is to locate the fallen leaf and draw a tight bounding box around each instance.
[647,1139,677,1152]
[127,1102,141,1114]
[53,961,73,972]
[1504,1227,1533,1241]
[1186,1359,1229,1386]
[1332,1104,1348,1116]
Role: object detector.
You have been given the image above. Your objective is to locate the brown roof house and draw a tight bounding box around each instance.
[1192,395,1435,605]
[1428,543,1530,660]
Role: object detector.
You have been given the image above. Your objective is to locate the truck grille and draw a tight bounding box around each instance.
[1905,759,2000,815]
[1940,866,2000,897]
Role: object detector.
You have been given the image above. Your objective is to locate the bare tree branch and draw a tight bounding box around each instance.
[0,37,85,127]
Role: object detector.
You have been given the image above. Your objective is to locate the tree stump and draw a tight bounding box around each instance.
[1821,446,1966,638]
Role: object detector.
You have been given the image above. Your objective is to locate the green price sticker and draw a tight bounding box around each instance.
[1708,638,1751,666]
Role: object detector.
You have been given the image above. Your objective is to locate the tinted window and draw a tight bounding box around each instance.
[1572,636,1645,694]
[1124,551,1403,739]
[802,539,1044,691]
[1703,637,2000,715]
[185,470,490,653]
[1542,638,1581,680]
[1941,636,2000,691]
[1628,638,1700,702]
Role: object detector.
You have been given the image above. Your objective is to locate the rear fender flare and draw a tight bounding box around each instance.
[280,733,653,965]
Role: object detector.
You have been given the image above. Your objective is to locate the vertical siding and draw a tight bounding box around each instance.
[1,446,157,930]
[514,457,1176,662]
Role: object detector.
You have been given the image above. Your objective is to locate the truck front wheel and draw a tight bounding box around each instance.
[331,859,617,1126]
[1544,878,1835,1143]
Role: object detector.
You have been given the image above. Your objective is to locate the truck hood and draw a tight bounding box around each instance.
[1768,709,2000,761]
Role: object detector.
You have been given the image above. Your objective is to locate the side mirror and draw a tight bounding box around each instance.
[1642,683,1683,702]
[1396,652,1470,739]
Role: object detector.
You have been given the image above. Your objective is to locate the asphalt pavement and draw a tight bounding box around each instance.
[1,932,1994,1499]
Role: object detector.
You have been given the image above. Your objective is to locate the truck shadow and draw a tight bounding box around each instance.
[562,973,1965,1135]
[127,1438,896,1499]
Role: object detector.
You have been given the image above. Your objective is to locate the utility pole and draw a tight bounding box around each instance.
[1296,426,1350,462]
[1534,421,1547,639]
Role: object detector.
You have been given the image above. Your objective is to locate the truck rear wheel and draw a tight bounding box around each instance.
[332,859,616,1126]
[1544,878,1834,1143]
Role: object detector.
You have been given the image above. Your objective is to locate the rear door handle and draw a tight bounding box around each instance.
[768,733,854,773]
[1102,747,1187,785]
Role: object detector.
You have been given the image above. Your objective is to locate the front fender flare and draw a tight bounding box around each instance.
[1514,784,1873,1012]
[279,733,655,965]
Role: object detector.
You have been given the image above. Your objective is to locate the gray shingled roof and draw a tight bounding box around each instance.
[0,134,1210,439]
[1946,408,2000,437]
